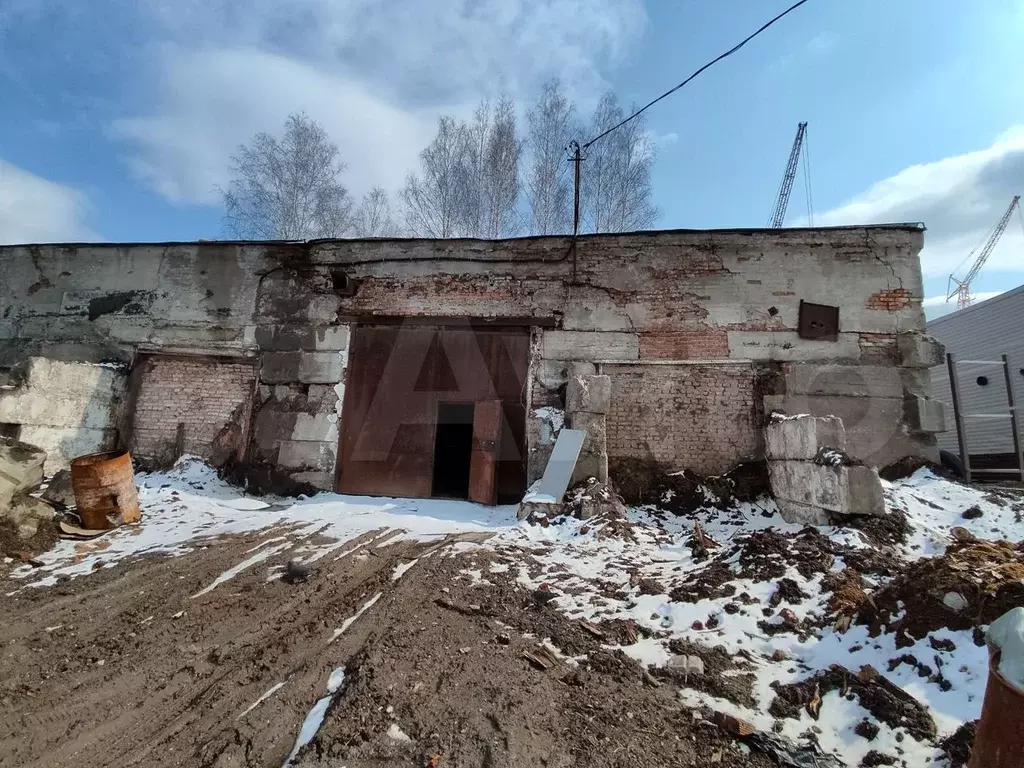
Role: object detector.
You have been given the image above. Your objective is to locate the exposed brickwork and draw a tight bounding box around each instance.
[131,358,256,463]
[866,288,913,311]
[639,331,730,360]
[858,333,899,364]
[605,364,760,475]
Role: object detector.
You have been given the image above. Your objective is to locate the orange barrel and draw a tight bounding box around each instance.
[70,450,141,530]
[969,649,1024,767]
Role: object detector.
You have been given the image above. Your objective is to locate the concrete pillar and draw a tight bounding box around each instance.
[567,374,611,484]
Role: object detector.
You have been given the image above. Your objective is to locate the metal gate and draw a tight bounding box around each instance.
[336,323,529,502]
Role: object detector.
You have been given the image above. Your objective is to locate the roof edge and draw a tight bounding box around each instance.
[0,223,927,251]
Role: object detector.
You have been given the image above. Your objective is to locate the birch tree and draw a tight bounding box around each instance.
[581,92,658,233]
[480,97,521,238]
[352,187,398,237]
[526,80,575,235]
[222,113,353,239]
[401,117,470,238]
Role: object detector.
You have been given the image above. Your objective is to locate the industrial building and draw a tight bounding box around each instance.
[0,227,946,502]
[928,284,1024,481]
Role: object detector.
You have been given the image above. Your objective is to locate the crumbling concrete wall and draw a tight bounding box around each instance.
[0,226,944,492]
[0,358,126,473]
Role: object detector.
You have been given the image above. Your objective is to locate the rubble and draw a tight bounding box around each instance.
[0,436,46,509]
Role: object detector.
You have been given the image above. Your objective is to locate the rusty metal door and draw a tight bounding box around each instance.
[337,323,529,501]
[468,400,502,505]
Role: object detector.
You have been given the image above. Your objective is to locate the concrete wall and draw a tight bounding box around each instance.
[0,226,942,486]
[0,358,127,473]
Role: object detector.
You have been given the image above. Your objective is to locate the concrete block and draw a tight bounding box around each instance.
[277,440,337,472]
[784,364,903,399]
[897,333,944,368]
[254,324,349,352]
[769,461,885,517]
[569,411,608,484]
[0,437,46,508]
[566,374,611,415]
[290,470,335,492]
[541,331,639,362]
[298,352,345,384]
[16,426,117,475]
[762,393,911,468]
[727,331,860,362]
[262,351,344,384]
[904,394,947,434]
[291,413,339,443]
[775,498,831,526]
[765,415,846,461]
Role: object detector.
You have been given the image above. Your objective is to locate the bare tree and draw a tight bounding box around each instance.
[581,92,621,234]
[352,187,398,237]
[526,80,575,235]
[401,117,470,238]
[222,113,353,239]
[580,92,658,234]
[605,107,658,232]
[480,97,522,238]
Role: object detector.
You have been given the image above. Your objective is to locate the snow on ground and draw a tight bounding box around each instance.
[7,457,1022,767]
[8,457,518,588]
[487,469,1024,768]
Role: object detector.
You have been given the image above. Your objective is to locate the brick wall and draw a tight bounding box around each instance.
[130,357,255,464]
[605,364,760,475]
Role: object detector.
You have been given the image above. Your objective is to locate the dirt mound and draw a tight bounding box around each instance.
[859,539,1024,644]
[658,639,757,708]
[0,530,777,768]
[736,527,836,581]
[0,516,60,558]
[938,720,976,768]
[769,664,936,743]
[609,457,770,511]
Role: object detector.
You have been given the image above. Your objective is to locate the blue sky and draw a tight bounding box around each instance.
[1,0,1022,317]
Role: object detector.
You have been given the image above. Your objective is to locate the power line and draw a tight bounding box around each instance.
[581,0,813,150]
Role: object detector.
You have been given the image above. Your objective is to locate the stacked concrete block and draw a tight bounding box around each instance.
[0,358,126,473]
[766,414,886,525]
[567,374,611,484]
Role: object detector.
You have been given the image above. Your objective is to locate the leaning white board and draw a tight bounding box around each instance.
[525,428,586,504]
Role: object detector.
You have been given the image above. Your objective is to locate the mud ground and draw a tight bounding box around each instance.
[0,531,774,768]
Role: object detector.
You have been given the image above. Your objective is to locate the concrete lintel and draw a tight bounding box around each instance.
[541,331,639,362]
[727,331,861,362]
[783,364,903,399]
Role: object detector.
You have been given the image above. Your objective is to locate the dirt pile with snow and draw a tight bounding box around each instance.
[2,459,1022,767]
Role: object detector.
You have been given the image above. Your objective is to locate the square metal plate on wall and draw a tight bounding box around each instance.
[798,301,840,341]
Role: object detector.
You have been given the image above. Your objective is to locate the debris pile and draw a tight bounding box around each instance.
[859,539,1024,642]
[0,437,58,554]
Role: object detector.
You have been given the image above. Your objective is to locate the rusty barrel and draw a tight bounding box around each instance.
[969,650,1024,767]
[70,450,141,530]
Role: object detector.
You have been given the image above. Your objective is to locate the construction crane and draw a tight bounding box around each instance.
[768,122,808,228]
[947,194,1021,310]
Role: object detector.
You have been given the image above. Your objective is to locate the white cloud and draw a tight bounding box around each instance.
[113,0,646,206]
[816,128,1024,278]
[0,159,98,244]
[113,48,438,204]
[922,290,1005,320]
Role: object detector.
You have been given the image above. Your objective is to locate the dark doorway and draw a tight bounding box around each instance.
[431,402,475,499]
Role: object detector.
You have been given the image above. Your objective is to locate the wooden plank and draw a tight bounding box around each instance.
[468,400,502,505]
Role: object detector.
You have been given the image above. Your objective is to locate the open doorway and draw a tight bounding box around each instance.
[431,402,475,499]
